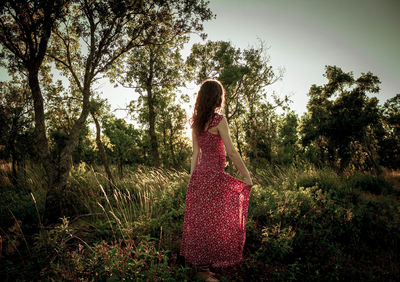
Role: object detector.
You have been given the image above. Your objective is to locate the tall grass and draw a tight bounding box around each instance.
[1,161,399,281]
[64,164,188,241]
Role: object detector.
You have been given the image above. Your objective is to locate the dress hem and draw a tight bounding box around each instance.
[180,254,243,268]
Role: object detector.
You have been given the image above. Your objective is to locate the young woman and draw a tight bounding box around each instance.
[180,79,253,281]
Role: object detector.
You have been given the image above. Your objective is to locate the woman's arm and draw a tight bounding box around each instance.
[217,116,253,186]
[190,129,200,176]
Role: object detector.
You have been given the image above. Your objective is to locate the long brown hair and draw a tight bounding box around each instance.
[190,79,225,135]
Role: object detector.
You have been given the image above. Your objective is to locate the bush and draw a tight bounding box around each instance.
[1,164,399,281]
[349,173,395,195]
[245,167,400,281]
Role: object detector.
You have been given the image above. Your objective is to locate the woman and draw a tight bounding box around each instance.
[180,79,253,281]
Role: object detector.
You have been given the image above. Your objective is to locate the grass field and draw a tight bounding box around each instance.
[0,162,399,281]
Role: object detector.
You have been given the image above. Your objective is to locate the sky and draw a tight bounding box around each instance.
[187,0,400,111]
[1,0,399,126]
[94,0,400,122]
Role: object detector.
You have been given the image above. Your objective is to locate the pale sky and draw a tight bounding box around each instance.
[187,0,400,113]
[1,0,399,132]
[71,0,400,121]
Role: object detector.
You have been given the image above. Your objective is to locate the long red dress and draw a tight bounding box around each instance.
[180,112,251,267]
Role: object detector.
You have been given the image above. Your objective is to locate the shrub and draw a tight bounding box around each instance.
[349,173,394,195]
[1,164,399,281]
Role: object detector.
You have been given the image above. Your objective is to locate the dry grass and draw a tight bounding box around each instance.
[0,161,12,171]
[382,169,400,190]
[88,165,188,240]
[0,161,12,187]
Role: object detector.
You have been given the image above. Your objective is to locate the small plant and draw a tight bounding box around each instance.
[46,236,190,281]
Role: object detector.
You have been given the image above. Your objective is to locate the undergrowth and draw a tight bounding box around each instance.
[0,162,399,281]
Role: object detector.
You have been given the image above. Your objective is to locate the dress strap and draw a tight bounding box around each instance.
[207,113,223,129]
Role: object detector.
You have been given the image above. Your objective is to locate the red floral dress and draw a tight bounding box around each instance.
[180,112,251,267]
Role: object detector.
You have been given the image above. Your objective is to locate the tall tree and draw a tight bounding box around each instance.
[301,65,382,172]
[278,111,300,164]
[90,97,113,184]
[239,42,285,168]
[187,40,284,170]
[46,0,155,222]
[0,0,68,222]
[379,94,400,168]
[157,94,191,167]
[0,79,34,181]
[186,41,250,122]
[244,102,280,168]
[103,117,140,178]
[111,35,191,167]
[1,0,213,223]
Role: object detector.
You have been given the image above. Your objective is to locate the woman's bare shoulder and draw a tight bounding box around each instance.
[216,115,228,130]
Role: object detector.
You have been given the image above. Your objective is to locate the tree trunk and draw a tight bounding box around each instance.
[364,139,381,175]
[8,114,19,183]
[91,112,114,185]
[146,50,160,167]
[118,158,123,178]
[168,128,175,166]
[249,136,258,174]
[162,122,167,165]
[27,70,62,224]
[11,154,17,183]
[148,96,160,167]
[233,120,243,157]
[44,85,91,224]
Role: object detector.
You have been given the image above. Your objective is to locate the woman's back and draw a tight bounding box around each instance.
[196,113,225,172]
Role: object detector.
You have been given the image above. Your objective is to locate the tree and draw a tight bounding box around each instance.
[187,40,284,170]
[0,79,35,181]
[0,0,67,210]
[112,35,191,167]
[45,0,163,221]
[103,117,140,178]
[240,42,285,168]
[301,65,382,172]
[1,0,213,223]
[277,111,300,164]
[379,94,400,168]
[90,97,113,184]
[157,94,191,167]
[186,41,250,122]
[244,102,280,168]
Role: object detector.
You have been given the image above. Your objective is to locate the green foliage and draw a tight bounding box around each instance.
[1,0,215,224]
[348,173,396,195]
[0,80,35,171]
[157,98,192,167]
[1,163,399,280]
[301,66,383,172]
[103,117,142,175]
[111,33,191,168]
[245,166,400,281]
[379,94,400,168]
[40,232,188,280]
[187,40,285,170]
[0,162,46,233]
[277,111,301,164]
